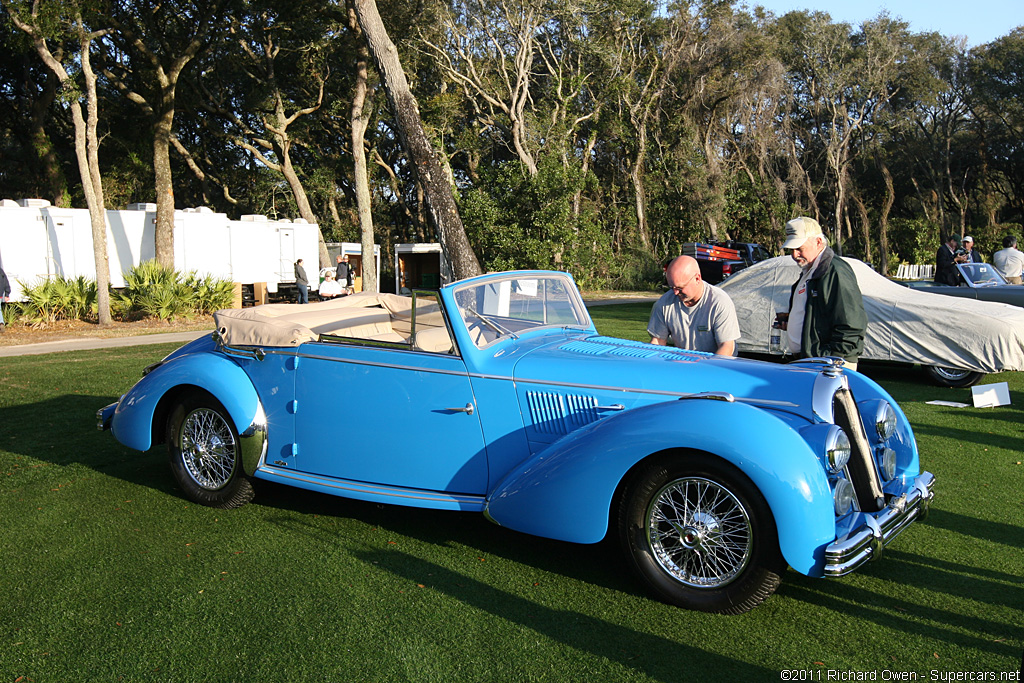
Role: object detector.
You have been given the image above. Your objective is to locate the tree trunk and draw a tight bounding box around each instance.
[629,123,651,250]
[11,10,112,325]
[353,0,482,281]
[80,30,111,325]
[852,191,871,265]
[349,9,377,292]
[153,110,176,268]
[277,146,331,269]
[879,157,895,276]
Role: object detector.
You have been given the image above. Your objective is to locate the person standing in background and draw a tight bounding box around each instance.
[962,236,983,263]
[0,262,9,331]
[775,217,866,370]
[935,235,967,286]
[992,235,1024,284]
[294,259,309,304]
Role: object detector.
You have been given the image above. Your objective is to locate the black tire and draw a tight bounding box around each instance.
[617,453,786,615]
[167,392,255,509]
[924,365,985,388]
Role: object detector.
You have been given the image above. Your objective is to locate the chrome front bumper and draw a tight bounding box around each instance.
[824,471,935,577]
[96,402,117,431]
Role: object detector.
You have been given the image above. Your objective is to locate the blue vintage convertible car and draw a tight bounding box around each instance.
[98,270,934,614]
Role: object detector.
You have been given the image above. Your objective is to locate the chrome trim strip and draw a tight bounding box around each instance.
[823,471,935,577]
[233,347,799,409]
[678,391,735,403]
[294,351,472,378]
[511,375,798,408]
[257,465,486,507]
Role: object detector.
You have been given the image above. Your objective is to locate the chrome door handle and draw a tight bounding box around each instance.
[596,404,624,411]
[447,403,475,415]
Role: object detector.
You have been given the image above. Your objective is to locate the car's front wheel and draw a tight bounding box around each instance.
[618,454,785,614]
[925,365,985,388]
[167,392,255,509]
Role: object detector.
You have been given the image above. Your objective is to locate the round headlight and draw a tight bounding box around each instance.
[876,402,897,441]
[825,427,851,474]
[880,447,897,481]
[833,478,855,516]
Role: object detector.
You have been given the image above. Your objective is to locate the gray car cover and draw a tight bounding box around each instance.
[719,256,1024,373]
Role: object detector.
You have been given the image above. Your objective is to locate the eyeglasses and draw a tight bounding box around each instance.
[669,273,698,294]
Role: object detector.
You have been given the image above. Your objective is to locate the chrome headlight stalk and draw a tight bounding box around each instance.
[824,426,852,474]
[875,401,897,441]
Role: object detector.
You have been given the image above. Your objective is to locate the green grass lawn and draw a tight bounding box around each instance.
[1,306,1021,682]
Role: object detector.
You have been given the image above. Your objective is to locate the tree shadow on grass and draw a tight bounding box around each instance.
[1,394,182,495]
[878,548,1024,605]
[252,478,647,602]
[354,547,774,682]
[778,570,1023,664]
[0,393,645,602]
[922,509,1024,551]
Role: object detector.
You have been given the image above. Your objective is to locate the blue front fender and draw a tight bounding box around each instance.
[485,398,837,576]
[111,352,262,454]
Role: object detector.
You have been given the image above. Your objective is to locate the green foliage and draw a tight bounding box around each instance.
[460,158,617,289]
[185,272,237,315]
[7,0,1024,294]
[114,260,234,321]
[10,276,97,325]
[888,217,941,265]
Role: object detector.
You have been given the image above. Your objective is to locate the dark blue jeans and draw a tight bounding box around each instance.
[297,283,309,304]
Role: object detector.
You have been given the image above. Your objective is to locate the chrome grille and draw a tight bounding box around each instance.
[833,388,885,512]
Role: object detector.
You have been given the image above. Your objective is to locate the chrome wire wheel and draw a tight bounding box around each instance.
[179,407,237,491]
[645,476,753,589]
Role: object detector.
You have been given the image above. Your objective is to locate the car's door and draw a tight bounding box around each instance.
[290,341,488,494]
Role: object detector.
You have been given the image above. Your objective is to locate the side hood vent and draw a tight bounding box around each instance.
[525,391,599,437]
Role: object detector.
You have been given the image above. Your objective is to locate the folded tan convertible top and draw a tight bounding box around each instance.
[213,292,415,348]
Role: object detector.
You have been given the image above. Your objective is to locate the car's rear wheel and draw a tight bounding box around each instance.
[925,365,985,388]
[167,392,255,509]
[618,454,785,614]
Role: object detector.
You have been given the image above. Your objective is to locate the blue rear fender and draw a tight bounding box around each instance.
[485,398,837,576]
[111,352,262,454]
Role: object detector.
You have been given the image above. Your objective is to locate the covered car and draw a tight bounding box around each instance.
[99,270,933,614]
[720,256,1024,387]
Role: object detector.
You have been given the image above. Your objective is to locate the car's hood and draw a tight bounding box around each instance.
[511,334,827,419]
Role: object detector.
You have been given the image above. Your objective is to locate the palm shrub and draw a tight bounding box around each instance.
[186,273,236,314]
[12,276,97,325]
[116,260,233,321]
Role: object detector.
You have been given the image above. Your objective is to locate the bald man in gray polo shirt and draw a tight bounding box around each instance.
[648,255,740,355]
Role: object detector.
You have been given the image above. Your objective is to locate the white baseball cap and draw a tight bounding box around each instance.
[963,235,974,243]
[783,217,825,250]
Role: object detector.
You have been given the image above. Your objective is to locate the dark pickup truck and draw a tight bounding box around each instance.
[682,241,770,284]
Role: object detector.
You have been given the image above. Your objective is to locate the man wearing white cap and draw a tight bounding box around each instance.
[962,236,983,263]
[775,217,866,370]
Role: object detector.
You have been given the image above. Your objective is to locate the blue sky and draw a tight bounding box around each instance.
[747,0,1023,47]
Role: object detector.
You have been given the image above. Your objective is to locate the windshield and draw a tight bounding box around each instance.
[452,273,591,348]
[958,262,1007,287]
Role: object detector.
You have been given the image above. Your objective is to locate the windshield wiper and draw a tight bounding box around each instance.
[465,306,518,339]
